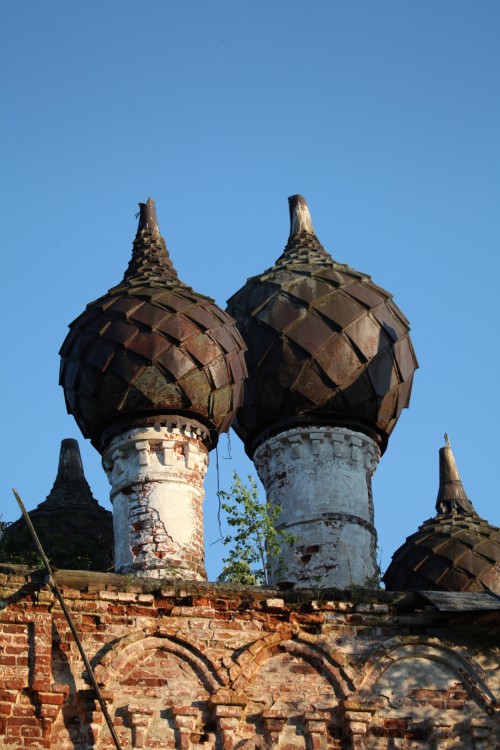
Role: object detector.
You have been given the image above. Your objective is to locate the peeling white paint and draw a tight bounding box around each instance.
[254,426,380,589]
[102,421,209,580]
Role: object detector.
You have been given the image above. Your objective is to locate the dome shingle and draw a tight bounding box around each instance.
[383,437,500,593]
[0,439,114,571]
[60,199,247,452]
[226,195,418,456]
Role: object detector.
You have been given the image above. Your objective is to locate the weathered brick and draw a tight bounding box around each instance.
[0,690,18,702]
[0,577,497,750]
[36,693,64,706]
[7,716,40,727]
[0,701,13,715]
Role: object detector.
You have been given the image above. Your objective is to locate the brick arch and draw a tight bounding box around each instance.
[355,637,496,711]
[94,629,224,692]
[231,631,354,698]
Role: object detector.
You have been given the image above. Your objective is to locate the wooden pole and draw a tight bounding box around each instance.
[12,488,124,750]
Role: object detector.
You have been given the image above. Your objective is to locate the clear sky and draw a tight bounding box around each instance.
[2,1,499,581]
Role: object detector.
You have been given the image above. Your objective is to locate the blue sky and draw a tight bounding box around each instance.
[2,1,499,581]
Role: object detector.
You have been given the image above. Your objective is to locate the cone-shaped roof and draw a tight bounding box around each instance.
[0,440,114,571]
[383,437,500,593]
[60,199,247,452]
[121,198,179,285]
[435,434,476,515]
[227,194,418,457]
[43,438,99,509]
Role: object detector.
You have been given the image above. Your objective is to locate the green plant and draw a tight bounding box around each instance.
[216,473,298,586]
[363,548,383,590]
[119,573,136,592]
[348,546,383,593]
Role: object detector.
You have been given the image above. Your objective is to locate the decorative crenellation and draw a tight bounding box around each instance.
[102,421,209,580]
[254,426,380,589]
[102,418,209,496]
[303,711,331,750]
[426,718,454,750]
[261,711,288,745]
[255,427,380,486]
[75,688,114,749]
[210,694,247,750]
[468,717,495,750]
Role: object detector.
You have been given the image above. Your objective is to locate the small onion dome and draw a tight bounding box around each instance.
[0,440,114,571]
[383,436,500,593]
[60,199,247,452]
[226,195,418,457]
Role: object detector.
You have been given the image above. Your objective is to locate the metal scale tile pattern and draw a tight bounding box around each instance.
[60,199,247,452]
[384,514,500,593]
[227,195,418,456]
[384,439,500,594]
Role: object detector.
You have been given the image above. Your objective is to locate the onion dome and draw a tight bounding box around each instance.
[226,195,418,457]
[0,439,114,571]
[383,437,500,593]
[60,199,247,452]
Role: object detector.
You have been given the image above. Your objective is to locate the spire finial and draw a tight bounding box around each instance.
[435,435,476,515]
[122,197,178,285]
[288,194,315,237]
[41,438,98,509]
[136,197,160,235]
[57,438,85,482]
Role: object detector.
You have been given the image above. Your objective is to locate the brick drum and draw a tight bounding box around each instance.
[0,567,498,749]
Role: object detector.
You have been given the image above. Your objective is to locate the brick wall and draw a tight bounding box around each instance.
[0,567,498,749]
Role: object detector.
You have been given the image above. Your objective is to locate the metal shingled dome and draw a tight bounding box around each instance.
[0,440,114,571]
[226,195,418,456]
[60,199,247,452]
[383,439,500,593]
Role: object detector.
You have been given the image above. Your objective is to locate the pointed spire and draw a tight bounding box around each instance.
[136,196,160,235]
[435,434,476,515]
[121,197,179,286]
[42,439,98,509]
[56,438,86,482]
[288,194,315,236]
[276,194,333,270]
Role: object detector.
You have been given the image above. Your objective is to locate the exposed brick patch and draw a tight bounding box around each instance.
[0,571,497,748]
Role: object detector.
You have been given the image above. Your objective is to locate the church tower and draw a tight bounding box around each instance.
[227,195,418,587]
[60,198,247,579]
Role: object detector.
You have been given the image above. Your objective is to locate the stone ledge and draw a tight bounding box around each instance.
[1,565,499,621]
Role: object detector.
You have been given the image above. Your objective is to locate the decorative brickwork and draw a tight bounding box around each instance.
[254,427,380,588]
[0,568,497,749]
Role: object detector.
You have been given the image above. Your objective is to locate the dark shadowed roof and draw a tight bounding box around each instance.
[417,591,500,611]
[1,439,114,572]
[227,195,418,456]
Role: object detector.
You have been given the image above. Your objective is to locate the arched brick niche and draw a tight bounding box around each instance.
[90,634,222,749]
[349,640,498,750]
[229,637,351,749]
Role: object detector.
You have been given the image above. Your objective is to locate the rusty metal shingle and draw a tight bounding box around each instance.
[1,440,114,571]
[60,199,247,452]
[384,439,500,594]
[227,195,418,456]
[383,514,500,594]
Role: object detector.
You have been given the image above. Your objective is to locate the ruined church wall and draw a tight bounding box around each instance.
[0,568,498,750]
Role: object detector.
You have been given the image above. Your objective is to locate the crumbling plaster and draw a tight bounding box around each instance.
[0,567,497,749]
[102,420,209,580]
[254,427,380,589]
